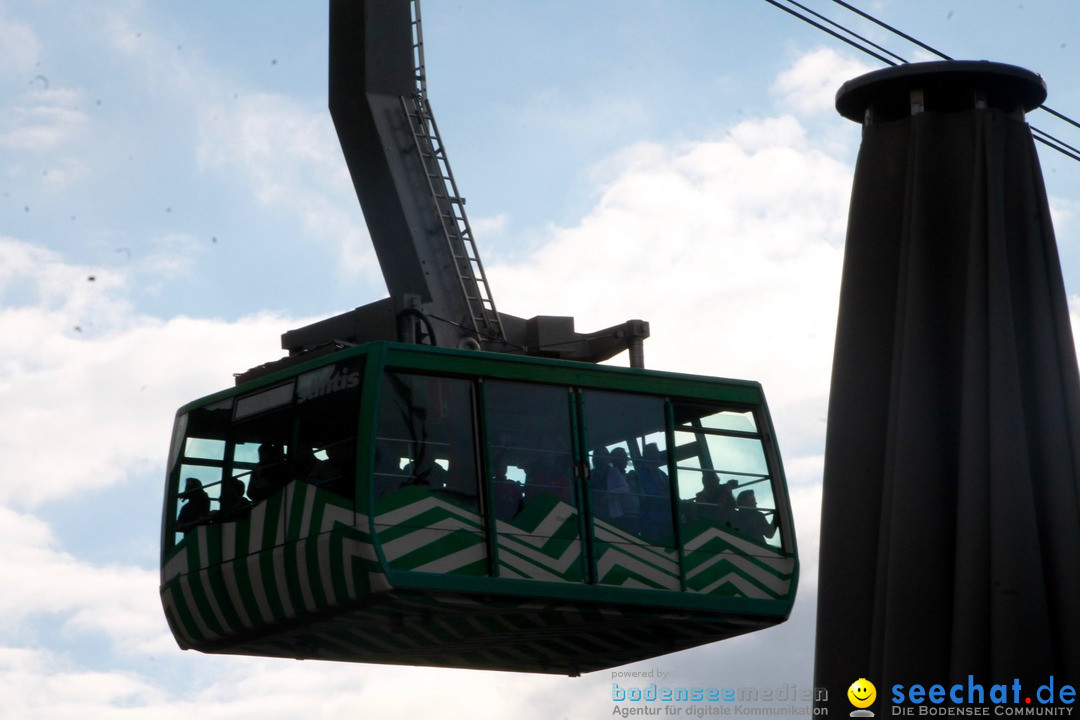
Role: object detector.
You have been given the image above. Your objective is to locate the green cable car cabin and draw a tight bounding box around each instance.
[160,342,797,675]
[160,0,798,675]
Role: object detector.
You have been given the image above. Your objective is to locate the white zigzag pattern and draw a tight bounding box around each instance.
[704,571,773,599]
[683,525,791,574]
[686,549,791,596]
[497,533,580,579]
[379,516,484,562]
[171,488,378,644]
[595,544,680,589]
[376,494,481,528]
[593,523,679,574]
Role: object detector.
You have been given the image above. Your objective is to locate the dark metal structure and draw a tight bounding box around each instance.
[279,0,648,369]
[815,61,1080,711]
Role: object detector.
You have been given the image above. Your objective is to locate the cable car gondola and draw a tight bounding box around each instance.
[161,342,796,675]
[160,0,797,675]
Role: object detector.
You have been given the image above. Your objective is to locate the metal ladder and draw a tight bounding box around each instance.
[404,0,506,344]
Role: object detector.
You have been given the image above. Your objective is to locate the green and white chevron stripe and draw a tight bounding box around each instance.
[374,486,488,575]
[162,483,794,655]
[373,488,793,598]
[681,519,795,599]
[375,487,587,582]
[494,493,584,582]
[161,480,385,650]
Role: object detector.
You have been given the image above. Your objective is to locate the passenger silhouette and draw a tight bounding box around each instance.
[633,443,671,542]
[609,447,640,533]
[176,477,210,532]
[592,447,633,528]
[219,474,251,517]
[734,489,778,542]
[248,443,287,503]
[695,473,738,529]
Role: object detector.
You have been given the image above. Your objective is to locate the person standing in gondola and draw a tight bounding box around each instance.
[734,489,777,543]
[248,443,287,503]
[176,477,210,532]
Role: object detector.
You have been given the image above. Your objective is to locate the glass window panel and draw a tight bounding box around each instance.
[376,373,479,508]
[672,398,783,562]
[584,392,671,538]
[486,382,574,513]
[174,464,221,543]
[167,399,232,548]
[375,372,485,577]
[185,437,226,461]
[238,409,292,505]
[583,390,677,590]
[702,432,769,476]
[675,402,758,433]
[631,439,674,546]
[485,381,580,582]
[237,442,288,505]
[232,441,261,466]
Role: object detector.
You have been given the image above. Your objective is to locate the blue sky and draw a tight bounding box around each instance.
[3,1,1080,717]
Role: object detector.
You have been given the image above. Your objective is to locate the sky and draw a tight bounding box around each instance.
[3,1,1080,718]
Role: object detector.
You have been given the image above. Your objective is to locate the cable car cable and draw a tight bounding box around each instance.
[1031,127,1080,159]
[829,0,953,61]
[782,0,906,65]
[764,0,1080,168]
[1031,128,1080,164]
[761,0,897,66]
[824,0,1080,157]
[1038,105,1080,133]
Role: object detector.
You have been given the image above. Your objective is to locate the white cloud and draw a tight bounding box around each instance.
[39,156,90,191]
[471,212,509,238]
[0,89,89,152]
[0,504,168,656]
[0,237,295,507]
[196,94,378,280]
[489,115,850,416]
[771,47,876,117]
[0,16,39,81]
[0,310,294,507]
[0,647,166,720]
[1049,193,1075,236]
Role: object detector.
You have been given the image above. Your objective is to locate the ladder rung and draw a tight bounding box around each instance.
[399,90,506,342]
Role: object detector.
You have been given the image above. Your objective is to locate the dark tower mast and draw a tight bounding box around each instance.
[815,61,1080,712]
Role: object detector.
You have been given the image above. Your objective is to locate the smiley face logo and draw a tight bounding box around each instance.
[847,678,877,709]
